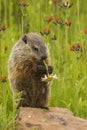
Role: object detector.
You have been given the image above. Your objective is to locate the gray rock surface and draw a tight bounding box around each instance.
[17,107,87,130]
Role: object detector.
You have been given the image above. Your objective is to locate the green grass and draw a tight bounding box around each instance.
[0,0,87,129]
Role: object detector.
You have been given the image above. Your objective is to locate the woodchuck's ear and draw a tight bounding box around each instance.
[22,34,27,44]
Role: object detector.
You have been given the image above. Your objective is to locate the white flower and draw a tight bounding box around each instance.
[41,74,58,82]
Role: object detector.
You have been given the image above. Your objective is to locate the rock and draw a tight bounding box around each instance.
[17,107,87,130]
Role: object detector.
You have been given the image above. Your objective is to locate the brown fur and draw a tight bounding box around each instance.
[8,33,53,108]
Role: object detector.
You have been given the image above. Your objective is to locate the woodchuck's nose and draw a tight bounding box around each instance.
[41,55,47,60]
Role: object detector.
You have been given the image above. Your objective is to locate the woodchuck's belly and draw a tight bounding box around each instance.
[18,79,51,108]
[12,65,53,108]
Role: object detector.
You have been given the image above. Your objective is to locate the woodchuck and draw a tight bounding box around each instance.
[8,33,53,109]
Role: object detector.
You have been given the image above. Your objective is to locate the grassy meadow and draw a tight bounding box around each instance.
[0,0,87,129]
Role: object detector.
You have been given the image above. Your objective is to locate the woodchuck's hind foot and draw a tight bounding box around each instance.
[37,106,49,110]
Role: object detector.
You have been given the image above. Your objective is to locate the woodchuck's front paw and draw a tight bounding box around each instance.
[36,65,53,74]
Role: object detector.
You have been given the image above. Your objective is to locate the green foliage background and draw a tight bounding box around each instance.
[0,0,87,129]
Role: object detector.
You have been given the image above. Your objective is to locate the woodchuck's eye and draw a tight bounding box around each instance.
[33,45,39,52]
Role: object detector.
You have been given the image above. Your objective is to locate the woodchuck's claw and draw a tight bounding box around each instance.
[37,65,53,74]
[39,106,49,110]
[48,66,53,74]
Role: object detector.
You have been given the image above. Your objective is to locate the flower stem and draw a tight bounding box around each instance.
[43,60,49,76]
[77,0,80,31]
[21,7,24,35]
